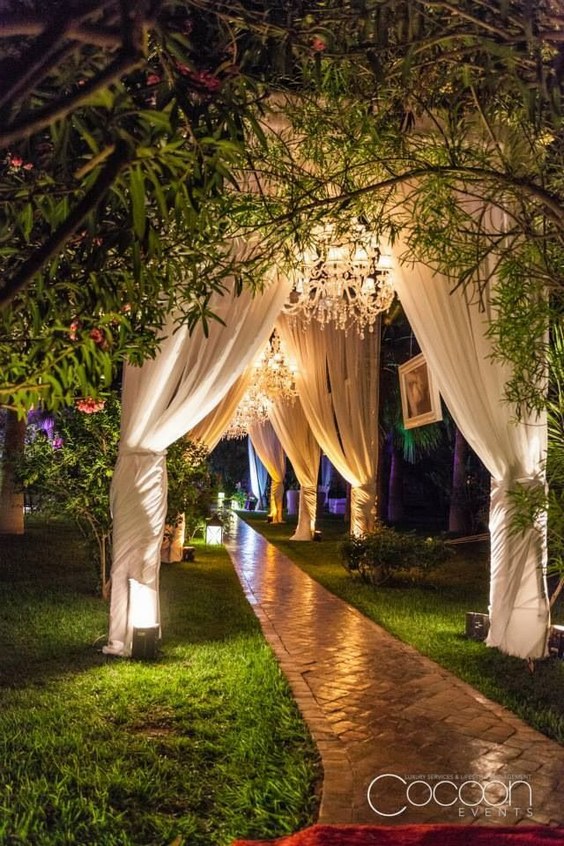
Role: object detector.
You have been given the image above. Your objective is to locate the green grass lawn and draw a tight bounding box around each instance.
[0,518,320,846]
[241,511,564,746]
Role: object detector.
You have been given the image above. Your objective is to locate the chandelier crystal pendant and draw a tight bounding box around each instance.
[283,222,395,337]
[224,331,297,440]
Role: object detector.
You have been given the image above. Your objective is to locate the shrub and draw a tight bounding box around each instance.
[165,438,214,537]
[340,526,450,586]
[18,397,214,590]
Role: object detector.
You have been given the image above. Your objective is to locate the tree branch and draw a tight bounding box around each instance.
[0,13,73,112]
[0,141,130,310]
[0,15,123,48]
[0,51,144,147]
[265,165,564,235]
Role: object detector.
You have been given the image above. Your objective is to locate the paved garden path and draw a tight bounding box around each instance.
[225,516,564,828]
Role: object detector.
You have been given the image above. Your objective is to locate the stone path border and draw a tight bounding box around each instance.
[226,516,564,827]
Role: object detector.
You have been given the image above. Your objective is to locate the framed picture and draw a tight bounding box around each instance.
[398,353,442,429]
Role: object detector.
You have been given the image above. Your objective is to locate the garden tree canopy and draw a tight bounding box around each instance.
[0,0,563,411]
[0,0,329,410]
[239,0,564,413]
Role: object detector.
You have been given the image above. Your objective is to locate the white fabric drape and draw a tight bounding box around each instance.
[390,235,549,659]
[248,438,268,509]
[188,370,251,451]
[269,396,321,540]
[321,455,333,490]
[106,273,292,655]
[278,315,380,535]
[248,420,286,522]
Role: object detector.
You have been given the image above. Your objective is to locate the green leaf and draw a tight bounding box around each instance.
[138,110,172,132]
[129,166,146,239]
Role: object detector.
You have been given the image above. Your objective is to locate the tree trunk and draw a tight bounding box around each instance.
[0,410,25,534]
[449,426,471,534]
[387,445,404,524]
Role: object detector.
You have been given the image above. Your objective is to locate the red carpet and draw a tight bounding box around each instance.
[231,824,564,846]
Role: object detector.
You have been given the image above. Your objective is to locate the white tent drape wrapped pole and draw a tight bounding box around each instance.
[248,437,268,509]
[278,315,380,535]
[269,396,321,540]
[389,234,549,660]
[105,272,292,657]
[188,370,251,451]
[248,420,286,522]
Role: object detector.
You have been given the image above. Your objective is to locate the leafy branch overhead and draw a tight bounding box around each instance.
[0,0,563,412]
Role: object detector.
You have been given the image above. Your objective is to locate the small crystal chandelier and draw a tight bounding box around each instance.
[283,221,395,337]
[224,385,271,440]
[253,330,298,404]
[224,332,297,440]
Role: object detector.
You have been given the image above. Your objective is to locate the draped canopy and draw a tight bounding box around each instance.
[248,420,286,523]
[278,315,380,535]
[269,395,321,540]
[390,230,549,660]
[106,210,549,662]
[106,270,292,656]
[188,371,251,452]
[248,437,268,509]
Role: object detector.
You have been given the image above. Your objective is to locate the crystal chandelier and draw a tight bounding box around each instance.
[224,384,271,440]
[253,330,297,404]
[283,222,395,337]
[223,332,297,440]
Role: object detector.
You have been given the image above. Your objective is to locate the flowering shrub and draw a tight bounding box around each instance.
[18,396,214,593]
[165,439,214,538]
[341,527,450,586]
[18,397,121,594]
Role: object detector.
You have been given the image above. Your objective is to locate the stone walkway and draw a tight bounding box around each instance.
[225,516,564,828]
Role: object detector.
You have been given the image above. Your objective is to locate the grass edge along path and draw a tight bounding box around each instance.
[0,519,320,846]
[240,512,564,747]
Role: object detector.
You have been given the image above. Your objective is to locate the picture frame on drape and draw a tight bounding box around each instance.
[398,353,442,429]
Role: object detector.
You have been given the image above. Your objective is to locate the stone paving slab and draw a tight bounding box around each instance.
[226,517,564,828]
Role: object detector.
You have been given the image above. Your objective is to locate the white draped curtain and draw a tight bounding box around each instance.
[278,315,380,535]
[248,438,268,509]
[248,420,286,522]
[106,273,292,656]
[390,235,549,660]
[188,370,251,451]
[269,396,321,540]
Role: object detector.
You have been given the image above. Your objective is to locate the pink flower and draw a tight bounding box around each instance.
[193,70,221,91]
[176,62,221,92]
[89,328,105,346]
[23,162,34,171]
[311,36,327,52]
[52,436,64,449]
[8,155,23,169]
[69,320,80,341]
[75,397,106,414]
[147,73,161,86]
